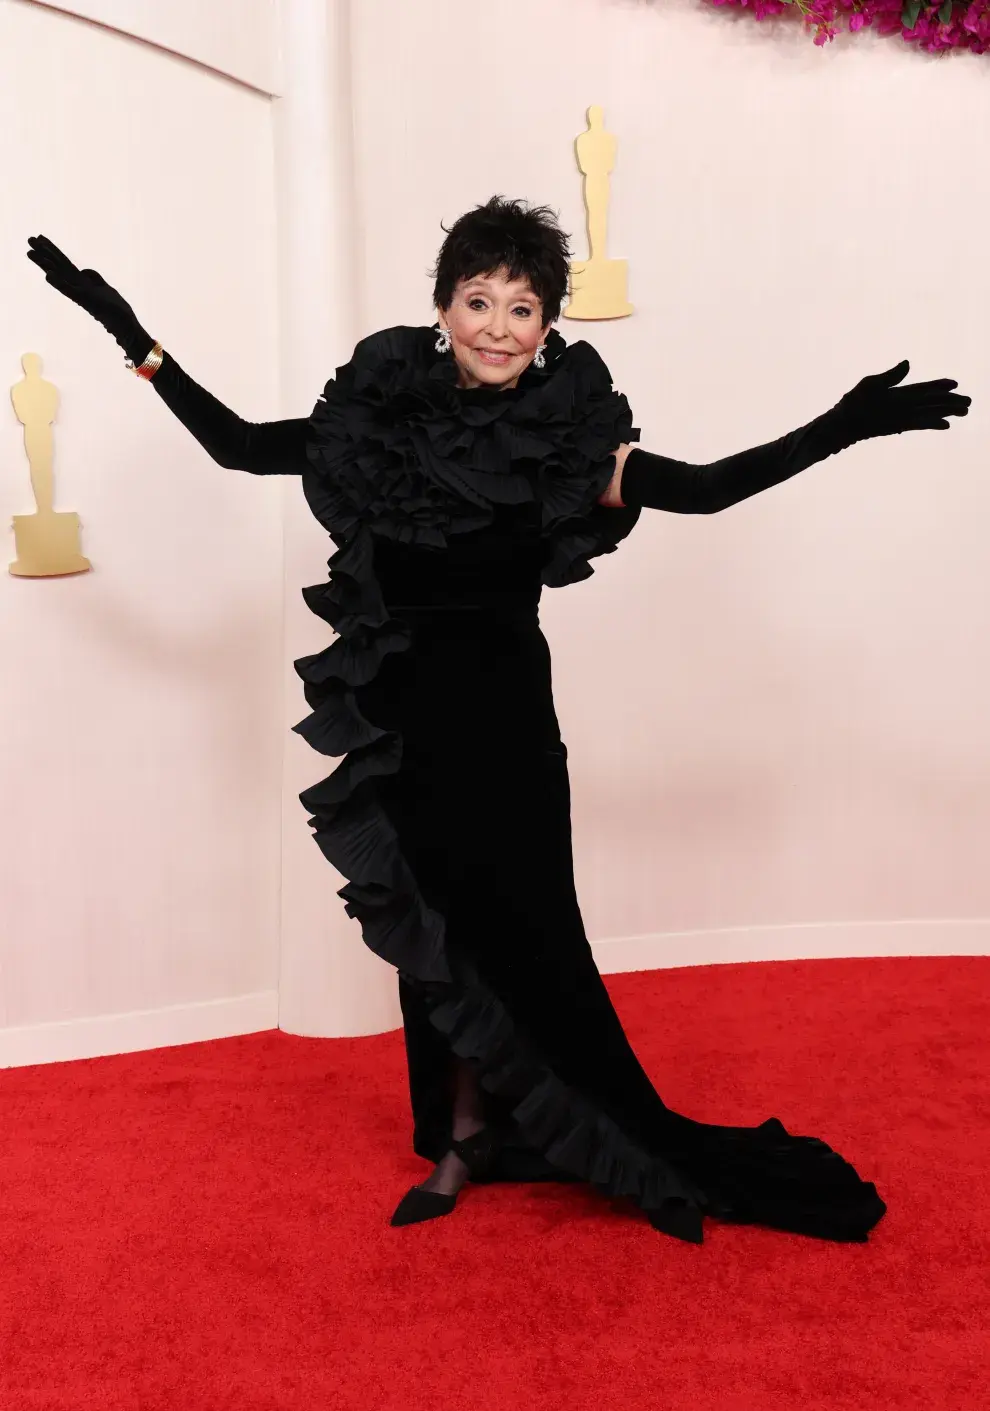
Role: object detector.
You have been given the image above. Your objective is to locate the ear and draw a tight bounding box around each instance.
[436,307,449,330]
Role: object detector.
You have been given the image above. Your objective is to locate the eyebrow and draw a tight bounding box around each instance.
[463,282,539,303]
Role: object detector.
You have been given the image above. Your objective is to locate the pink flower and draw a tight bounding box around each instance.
[699,0,990,50]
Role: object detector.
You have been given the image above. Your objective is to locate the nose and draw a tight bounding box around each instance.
[487,306,510,340]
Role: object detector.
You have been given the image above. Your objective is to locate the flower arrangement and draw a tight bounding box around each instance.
[705,0,990,52]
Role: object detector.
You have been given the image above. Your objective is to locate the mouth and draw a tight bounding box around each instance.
[475,348,515,367]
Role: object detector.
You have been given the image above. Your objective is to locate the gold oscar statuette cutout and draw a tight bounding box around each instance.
[564,105,633,321]
[9,353,91,577]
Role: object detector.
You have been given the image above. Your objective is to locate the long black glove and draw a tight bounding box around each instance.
[619,362,971,514]
[26,235,308,475]
[27,233,155,364]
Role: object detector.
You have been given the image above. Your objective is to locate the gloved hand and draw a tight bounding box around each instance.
[616,360,972,516]
[26,234,155,365]
[827,360,970,449]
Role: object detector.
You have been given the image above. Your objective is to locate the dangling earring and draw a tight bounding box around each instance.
[434,325,452,354]
[533,343,547,370]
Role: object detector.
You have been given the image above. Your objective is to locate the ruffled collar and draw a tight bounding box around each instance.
[339,323,577,436]
[304,322,640,585]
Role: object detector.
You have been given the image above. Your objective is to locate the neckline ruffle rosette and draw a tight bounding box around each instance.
[289,326,885,1243]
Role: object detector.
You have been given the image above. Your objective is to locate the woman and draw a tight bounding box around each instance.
[26,199,969,1244]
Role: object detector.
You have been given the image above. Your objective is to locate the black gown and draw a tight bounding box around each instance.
[149,323,886,1244]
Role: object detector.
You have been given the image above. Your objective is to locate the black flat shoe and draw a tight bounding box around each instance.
[390,1126,501,1228]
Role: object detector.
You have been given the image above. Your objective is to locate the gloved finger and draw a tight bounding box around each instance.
[862,360,910,391]
[900,378,962,399]
[28,233,70,258]
[903,415,956,432]
[26,245,63,273]
[27,250,79,290]
[26,251,73,289]
[28,235,78,274]
[80,268,109,286]
[28,234,69,260]
[919,394,971,416]
[904,378,959,396]
[894,388,970,415]
[27,258,79,299]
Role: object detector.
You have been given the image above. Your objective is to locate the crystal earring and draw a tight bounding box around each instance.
[533,343,547,370]
[434,325,452,354]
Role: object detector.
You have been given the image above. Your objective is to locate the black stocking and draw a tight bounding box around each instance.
[417,1057,486,1197]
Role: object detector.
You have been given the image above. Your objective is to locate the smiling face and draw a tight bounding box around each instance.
[438,268,551,390]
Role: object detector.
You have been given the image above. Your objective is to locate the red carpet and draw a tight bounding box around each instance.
[2,955,988,1410]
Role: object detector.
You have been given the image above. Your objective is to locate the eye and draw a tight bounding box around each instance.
[468,297,487,311]
[513,306,533,318]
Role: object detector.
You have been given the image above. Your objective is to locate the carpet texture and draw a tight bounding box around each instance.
[1,955,987,1410]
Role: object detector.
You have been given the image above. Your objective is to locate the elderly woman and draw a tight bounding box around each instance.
[27,199,969,1243]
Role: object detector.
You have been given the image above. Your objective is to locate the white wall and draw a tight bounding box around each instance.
[348,0,990,968]
[272,0,403,1041]
[0,0,284,1062]
[22,0,281,93]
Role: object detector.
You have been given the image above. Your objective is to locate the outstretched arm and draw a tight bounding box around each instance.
[143,349,309,475]
[602,362,970,513]
[26,235,309,475]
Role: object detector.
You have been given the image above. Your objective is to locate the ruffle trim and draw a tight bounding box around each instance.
[433,970,886,1242]
[300,325,641,580]
[411,963,712,1239]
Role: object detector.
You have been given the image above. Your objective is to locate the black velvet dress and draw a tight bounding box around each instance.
[151,323,886,1244]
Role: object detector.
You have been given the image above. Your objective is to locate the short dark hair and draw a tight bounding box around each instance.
[431,196,571,326]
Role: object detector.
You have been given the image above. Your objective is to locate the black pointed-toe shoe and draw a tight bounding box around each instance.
[390,1186,458,1227]
[390,1126,501,1228]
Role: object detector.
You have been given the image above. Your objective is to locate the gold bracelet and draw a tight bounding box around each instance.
[125,341,164,380]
